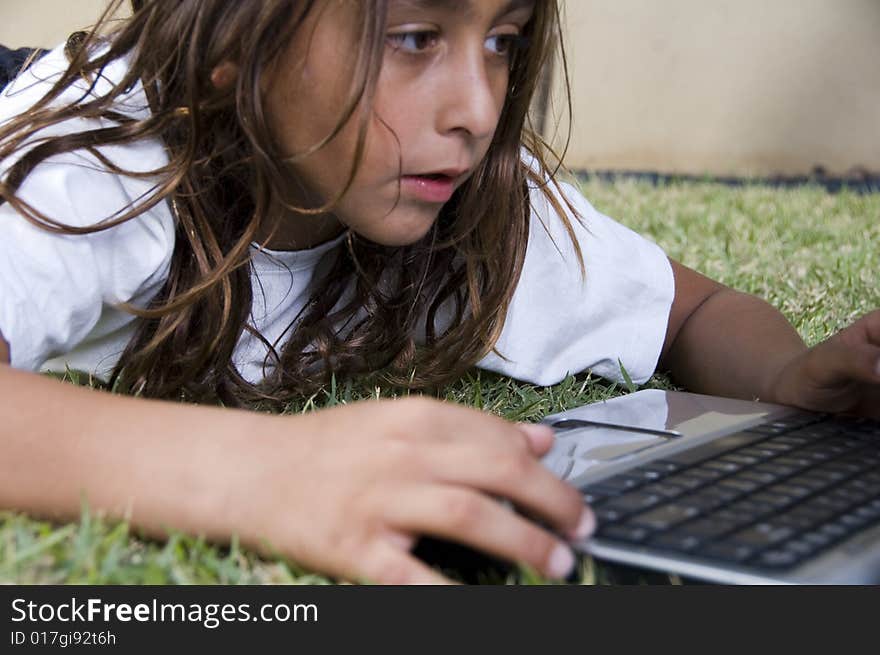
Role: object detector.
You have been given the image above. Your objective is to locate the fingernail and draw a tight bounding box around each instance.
[547,543,576,579]
[570,507,596,540]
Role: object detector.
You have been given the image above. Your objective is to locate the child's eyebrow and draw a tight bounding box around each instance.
[393,0,536,21]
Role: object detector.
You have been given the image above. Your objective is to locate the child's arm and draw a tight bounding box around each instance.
[660,259,880,417]
[0,332,590,584]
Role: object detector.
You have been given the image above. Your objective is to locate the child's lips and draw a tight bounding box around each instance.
[400,173,459,203]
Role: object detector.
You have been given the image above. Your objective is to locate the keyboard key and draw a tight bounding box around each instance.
[749,491,795,509]
[772,456,813,471]
[794,424,842,440]
[677,518,738,540]
[823,461,862,476]
[752,462,796,478]
[714,508,758,527]
[775,413,825,429]
[675,492,726,513]
[663,474,708,491]
[812,495,852,513]
[828,437,864,452]
[788,503,836,524]
[702,460,741,474]
[718,477,761,494]
[764,436,807,449]
[700,542,755,563]
[801,468,846,485]
[728,523,794,548]
[800,531,833,549]
[819,522,850,540]
[831,486,869,505]
[595,506,626,523]
[721,453,761,466]
[629,504,701,531]
[785,474,832,493]
[726,499,775,521]
[592,475,644,493]
[783,539,820,558]
[755,549,802,569]
[797,447,833,462]
[582,489,607,505]
[596,524,651,543]
[641,460,681,474]
[855,503,880,520]
[736,470,778,486]
[759,440,798,453]
[775,511,816,531]
[735,448,776,463]
[580,477,639,498]
[600,493,663,516]
[639,482,685,499]
[838,513,869,529]
[687,466,726,482]
[745,424,788,436]
[704,485,743,502]
[630,466,666,482]
[647,533,702,553]
[661,433,767,466]
[765,483,812,500]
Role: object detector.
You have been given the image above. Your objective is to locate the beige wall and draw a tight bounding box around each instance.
[0,0,116,48]
[3,1,879,177]
[549,0,880,176]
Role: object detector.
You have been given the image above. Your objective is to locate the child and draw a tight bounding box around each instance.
[0,0,877,585]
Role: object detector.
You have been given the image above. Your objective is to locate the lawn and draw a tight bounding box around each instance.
[2,176,877,584]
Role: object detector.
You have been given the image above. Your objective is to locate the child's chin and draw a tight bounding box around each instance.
[357,216,438,247]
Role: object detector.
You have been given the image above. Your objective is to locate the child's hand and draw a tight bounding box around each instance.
[225,397,594,584]
[769,310,880,418]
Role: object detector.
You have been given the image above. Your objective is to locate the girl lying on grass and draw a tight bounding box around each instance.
[0,0,878,584]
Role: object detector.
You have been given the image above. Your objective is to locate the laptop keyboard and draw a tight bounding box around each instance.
[581,413,880,573]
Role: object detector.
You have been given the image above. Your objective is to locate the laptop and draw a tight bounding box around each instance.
[540,389,880,584]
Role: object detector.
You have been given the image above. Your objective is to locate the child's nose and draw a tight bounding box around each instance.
[435,50,502,141]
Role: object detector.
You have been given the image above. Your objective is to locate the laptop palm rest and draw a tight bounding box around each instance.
[540,389,793,482]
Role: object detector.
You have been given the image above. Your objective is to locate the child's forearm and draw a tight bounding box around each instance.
[661,288,808,402]
[0,361,592,584]
[0,362,281,545]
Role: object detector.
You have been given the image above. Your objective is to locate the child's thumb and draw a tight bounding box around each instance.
[516,422,555,456]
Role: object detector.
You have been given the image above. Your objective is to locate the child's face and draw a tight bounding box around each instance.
[265,0,536,246]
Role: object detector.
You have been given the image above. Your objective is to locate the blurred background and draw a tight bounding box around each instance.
[1,0,878,179]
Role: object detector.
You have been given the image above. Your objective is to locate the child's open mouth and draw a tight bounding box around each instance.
[400,173,458,203]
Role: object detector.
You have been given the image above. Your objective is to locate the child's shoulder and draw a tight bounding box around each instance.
[1,42,147,122]
[1,43,171,231]
[521,155,661,261]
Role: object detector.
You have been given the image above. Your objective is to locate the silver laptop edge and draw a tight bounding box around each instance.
[541,389,880,584]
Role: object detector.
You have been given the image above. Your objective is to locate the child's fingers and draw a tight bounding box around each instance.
[418,440,592,541]
[356,540,457,585]
[852,309,880,346]
[812,339,880,386]
[382,485,578,581]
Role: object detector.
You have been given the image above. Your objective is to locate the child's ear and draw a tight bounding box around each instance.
[210,61,239,90]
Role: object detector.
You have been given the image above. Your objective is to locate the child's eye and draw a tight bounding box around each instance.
[386,30,440,54]
[485,33,529,59]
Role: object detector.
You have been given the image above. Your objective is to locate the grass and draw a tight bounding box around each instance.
[2,177,877,585]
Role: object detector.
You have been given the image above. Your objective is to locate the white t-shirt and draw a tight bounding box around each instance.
[0,46,674,387]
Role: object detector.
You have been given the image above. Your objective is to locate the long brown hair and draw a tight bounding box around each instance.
[0,0,579,406]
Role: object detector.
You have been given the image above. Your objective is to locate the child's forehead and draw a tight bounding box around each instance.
[389,0,537,18]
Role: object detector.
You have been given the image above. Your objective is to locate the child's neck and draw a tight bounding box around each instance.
[255,201,346,252]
